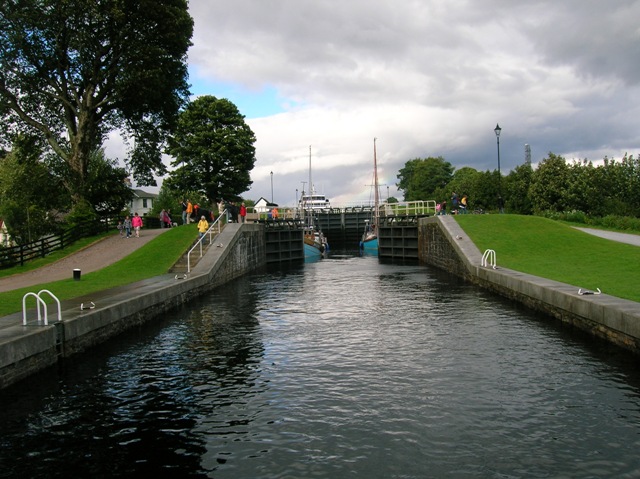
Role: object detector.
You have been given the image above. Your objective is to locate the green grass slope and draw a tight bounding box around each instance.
[0,225,200,317]
[455,214,640,302]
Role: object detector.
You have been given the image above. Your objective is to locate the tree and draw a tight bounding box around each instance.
[81,149,133,217]
[0,0,193,206]
[150,183,181,218]
[503,164,533,214]
[529,153,570,213]
[0,135,65,243]
[165,96,257,202]
[397,157,454,201]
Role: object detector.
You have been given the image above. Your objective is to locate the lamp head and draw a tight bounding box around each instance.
[494,124,502,137]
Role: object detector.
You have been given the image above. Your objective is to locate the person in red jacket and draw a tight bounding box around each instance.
[240,203,247,223]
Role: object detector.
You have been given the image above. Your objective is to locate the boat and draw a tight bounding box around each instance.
[360,138,380,254]
[302,146,329,259]
[298,191,331,211]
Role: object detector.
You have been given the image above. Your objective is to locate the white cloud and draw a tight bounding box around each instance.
[107,0,640,205]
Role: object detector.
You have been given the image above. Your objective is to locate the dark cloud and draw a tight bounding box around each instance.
[171,0,640,204]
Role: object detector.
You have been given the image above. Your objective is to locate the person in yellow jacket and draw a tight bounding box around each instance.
[197,215,209,243]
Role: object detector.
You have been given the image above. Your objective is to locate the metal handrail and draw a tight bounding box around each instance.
[481,249,497,269]
[22,289,61,326]
[186,211,225,273]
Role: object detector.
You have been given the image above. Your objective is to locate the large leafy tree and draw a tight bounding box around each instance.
[529,153,570,213]
[0,0,193,205]
[397,156,454,201]
[165,96,257,202]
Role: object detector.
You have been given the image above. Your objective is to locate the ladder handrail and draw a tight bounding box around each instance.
[481,249,497,269]
[38,289,62,323]
[22,289,63,326]
[187,211,225,273]
[22,292,47,326]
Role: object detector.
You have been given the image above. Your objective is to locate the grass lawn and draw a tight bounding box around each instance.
[455,214,640,303]
[0,225,200,317]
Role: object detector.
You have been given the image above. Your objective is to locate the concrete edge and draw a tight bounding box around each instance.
[421,216,640,353]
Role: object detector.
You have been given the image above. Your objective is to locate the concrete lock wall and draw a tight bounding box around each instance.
[418,216,640,354]
[0,224,267,389]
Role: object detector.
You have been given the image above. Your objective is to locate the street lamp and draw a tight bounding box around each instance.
[270,171,273,203]
[494,123,501,176]
[494,123,503,212]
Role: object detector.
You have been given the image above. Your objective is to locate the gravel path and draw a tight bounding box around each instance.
[0,228,170,293]
[573,227,640,247]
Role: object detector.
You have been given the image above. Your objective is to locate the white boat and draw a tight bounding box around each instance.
[360,138,380,254]
[298,191,331,211]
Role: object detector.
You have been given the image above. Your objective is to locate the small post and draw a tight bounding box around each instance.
[73,269,81,281]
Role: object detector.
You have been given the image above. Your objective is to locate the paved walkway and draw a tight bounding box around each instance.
[573,227,640,247]
[0,228,170,293]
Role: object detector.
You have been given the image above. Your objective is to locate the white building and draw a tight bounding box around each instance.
[253,197,278,213]
[129,189,158,217]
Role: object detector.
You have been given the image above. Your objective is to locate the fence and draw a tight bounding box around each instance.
[0,218,116,270]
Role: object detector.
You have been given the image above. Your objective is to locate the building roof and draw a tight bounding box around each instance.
[131,188,158,199]
[255,197,278,207]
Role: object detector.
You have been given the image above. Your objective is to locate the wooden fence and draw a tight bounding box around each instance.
[0,218,117,270]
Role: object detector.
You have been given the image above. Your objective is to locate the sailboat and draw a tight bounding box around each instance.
[302,146,329,259]
[360,138,379,254]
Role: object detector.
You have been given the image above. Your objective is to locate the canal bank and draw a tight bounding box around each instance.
[0,223,265,389]
[419,216,640,354]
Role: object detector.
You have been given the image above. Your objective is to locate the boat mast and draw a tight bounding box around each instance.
[374,138,379,228]
[308,145,312,229]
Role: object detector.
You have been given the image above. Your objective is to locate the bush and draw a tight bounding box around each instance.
[65,200,98,228]
[542,210,640,232]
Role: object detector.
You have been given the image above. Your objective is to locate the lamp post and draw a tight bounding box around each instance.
[494,123,503,212]
[494,123,501,177]
[270,171,273,203]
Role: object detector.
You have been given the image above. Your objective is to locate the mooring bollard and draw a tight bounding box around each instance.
[73,269,81,281]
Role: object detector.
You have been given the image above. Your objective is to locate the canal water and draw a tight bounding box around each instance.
[1,252,640,478]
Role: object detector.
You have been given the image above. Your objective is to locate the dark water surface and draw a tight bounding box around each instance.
[1,252,640,478]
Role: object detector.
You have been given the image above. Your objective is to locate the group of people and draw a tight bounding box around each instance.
[159,209,174,228]
[117,213,144,238]
[116,198,249,243]
[436,192,469,215]
[221,200,247,223]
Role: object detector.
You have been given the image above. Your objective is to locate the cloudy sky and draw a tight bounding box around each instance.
[109,0,640,206]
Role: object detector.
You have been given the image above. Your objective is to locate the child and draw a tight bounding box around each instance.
[123,216,132,238]
[117,221,124,238]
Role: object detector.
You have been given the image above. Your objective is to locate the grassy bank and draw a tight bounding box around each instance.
[455,214,640,302]
[0,226,199,316]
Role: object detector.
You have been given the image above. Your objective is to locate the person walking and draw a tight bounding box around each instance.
[181,199,188,225]
[132,212,143,237]
[460,195,468,214]
[240,202,247,223]
[197,215,209,243]
[123,216,132,238]
[451,192,459,214]
[186,200,193,224]
[160,209,171,228]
